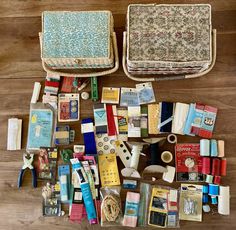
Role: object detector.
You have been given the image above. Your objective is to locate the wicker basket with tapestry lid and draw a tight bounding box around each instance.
[40,11,119,77]
[123,4,216,81]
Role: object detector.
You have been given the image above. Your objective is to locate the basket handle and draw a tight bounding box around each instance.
[122,30,217,82]
[41,32,119,77]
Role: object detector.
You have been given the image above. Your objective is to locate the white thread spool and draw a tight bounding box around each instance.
[200,139,210,156]
[130,145,142,170]
[81,92,90,100]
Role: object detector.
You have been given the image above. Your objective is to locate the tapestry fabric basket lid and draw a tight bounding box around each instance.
[41,11,114,69]
[126,4,212,73]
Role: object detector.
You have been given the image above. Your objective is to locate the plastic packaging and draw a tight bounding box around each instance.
[179,184,203,222]
[100,186,123,226]
[42,182,61,217]
[138,183,151,226]
[148,186,179,228]
[27,102,56,150]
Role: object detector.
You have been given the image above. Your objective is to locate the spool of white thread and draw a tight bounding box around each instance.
[130,145,142,170]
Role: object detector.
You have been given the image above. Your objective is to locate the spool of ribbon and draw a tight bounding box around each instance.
[211,158,221,176]
[210,139,218,157]
[220,158,227,176]
[200,139,210,156]
[209,184,219,196]
[202,157,211,174]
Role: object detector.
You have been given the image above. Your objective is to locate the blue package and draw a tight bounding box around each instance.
[58,165,71,203]
[120,88,139,107]
[27,108,53,150]
[160,102,174,132]
[71,159,97,224]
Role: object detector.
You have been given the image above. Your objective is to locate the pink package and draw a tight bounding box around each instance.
[123,192,140,227]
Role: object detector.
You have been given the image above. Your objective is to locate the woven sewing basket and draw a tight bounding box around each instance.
[40,11,119,77]
[123,4,217,81]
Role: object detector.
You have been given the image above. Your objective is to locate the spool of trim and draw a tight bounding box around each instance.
[167,134,177,144]
[161,151,173,163]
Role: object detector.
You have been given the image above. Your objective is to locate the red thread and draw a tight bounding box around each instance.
[214,175,221,185]
[220,158,227,176]
[211,158,220,176]
[202,157,211,174]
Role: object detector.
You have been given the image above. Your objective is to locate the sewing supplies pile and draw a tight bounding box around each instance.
[7,4,230,229]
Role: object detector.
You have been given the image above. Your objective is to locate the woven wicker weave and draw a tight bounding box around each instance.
[40,11,119,77]
[123,4,216,81]
[41,11,114,69]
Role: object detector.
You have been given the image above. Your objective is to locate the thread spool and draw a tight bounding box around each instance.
[200,139,210,156]
[150,142,161,165]
[218,140,225,157]
[202,157,211,174]
[209,184,219,196]
[202,194,209,203]
[205,174,214,183]
[167,134,177,144]
[212,158,221,176]
[130,145,142,170]
[220,158,227,176]
[202,185,209,194]
[214,175,221,185]
[81,92,90,100]
[211,196,218,205]
[218,186,230,215]
[161,151,173,163]
[210,139,218,157]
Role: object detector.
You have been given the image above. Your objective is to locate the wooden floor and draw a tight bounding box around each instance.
[0,0,236,229]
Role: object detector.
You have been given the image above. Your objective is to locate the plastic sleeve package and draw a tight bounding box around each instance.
[27,102,56,151]
[148,186,180,228]
[100,186,123,226]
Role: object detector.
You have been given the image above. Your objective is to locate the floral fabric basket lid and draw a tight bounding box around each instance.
[126,4,213,73]
[41,11,114,69]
